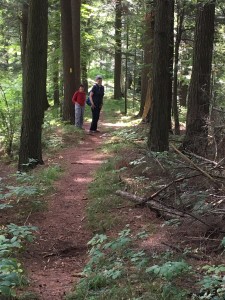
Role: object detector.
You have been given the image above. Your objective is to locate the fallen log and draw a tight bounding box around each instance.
[115,190,186,220]
[116,190,215,228]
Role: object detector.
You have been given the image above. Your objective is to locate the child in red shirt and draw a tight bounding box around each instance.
[72,84,86,129]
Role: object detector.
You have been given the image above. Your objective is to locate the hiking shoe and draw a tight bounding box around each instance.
[88,130,95,134]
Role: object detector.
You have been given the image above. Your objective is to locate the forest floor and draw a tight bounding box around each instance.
[1,107,225,299]
[7,116,160,299]
[20,121,109,299]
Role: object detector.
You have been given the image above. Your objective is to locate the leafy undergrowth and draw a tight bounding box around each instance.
[0,114,86,298]
[42,107,86,154]
[0,163,64,298]
[67,118,225,300]
[0,106,85,163]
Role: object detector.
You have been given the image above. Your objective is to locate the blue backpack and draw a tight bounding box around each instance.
[86,88,92,106]
[86,96,91,106]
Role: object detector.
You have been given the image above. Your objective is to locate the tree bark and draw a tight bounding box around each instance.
[178,82,188,107]
[52,12,61,107]
[21,2,29,70]
[182,1,215,155]
[61,0,75,123]
[21,2,29,106]
[173,6,185,135]
[139,3,154,118]
[114,0,122,99]
[167,0,174,132]
[148,0,172,151]
[71,0,81,91]
[80,0,90,93]
[18,0,48,170]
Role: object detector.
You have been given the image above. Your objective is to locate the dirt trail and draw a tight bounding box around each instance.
[23,123,107,299]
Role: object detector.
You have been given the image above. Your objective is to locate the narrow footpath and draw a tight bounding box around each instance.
[23,123,107,299]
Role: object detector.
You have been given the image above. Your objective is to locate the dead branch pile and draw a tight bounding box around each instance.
[116,143,225,255]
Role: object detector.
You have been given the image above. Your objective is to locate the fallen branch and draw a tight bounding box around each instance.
[143,176,190,204]
[183,151,218,166]
[115,190,216,229]
[161,242,209,261]
[170,143,217,184]
[115,190,185,220]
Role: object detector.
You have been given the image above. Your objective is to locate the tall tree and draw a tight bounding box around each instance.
[167,0,174,132]
[139,1,154,118]
[18,0,48,170]
[61,0,75,123]
[182,1,215,155]
[49,0,61,107]
[80,0,89,92]
[172,3,185,135]
[114,0,122,99]
[21,2,29,70]
[71,0,81,90]
[21,2,29,104]
[148,0,172,151]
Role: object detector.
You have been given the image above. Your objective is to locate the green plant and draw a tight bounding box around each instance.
[193,265,225,299]
[87,158,124,231]
[66,227,163,300]
[0,164,61,297]
[0,80,22,157]
[0,224,37,297]
[146,261,191,299]
[146,261,191,281]
[0,258,24,297]
[4,185,39,201]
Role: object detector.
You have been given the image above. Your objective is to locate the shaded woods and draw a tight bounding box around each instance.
[1,0,225,299]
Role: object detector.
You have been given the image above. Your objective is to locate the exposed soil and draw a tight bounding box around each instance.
[0,117,167,300]
[20,122,109,299]
[2,118,210,299]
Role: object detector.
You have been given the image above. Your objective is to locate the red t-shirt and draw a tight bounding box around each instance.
[72,91,86,106]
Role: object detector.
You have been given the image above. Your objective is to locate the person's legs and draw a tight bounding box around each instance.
[75,104,81,127]
[95,108,100,130]
[90,107,100,131]
[80,105,85,128]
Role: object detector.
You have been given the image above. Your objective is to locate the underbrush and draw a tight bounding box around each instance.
[0,164,62,298]
[42,107,85,153]
[0,105,85,163]
[86,158,124,232]
[70,119,225,299]
[67,226,225,299]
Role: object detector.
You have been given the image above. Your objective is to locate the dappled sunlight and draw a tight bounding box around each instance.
[102,121,131,127]
[73,177,92,183]
[102,118,141,128]
[76,159,104,165]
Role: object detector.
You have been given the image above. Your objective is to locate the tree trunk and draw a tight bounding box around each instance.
[21,2,29,104]
[173,6,185,135]
[61,0,75,123]
[80,0,90,93]
[148,0,172,151]
[139,3,154,118]
[114,0,122,99]
[53,68,60,107]
[18,0,48,170]
[71,0,81,91]
[49,0,61,107]
[182,1,215,155]
[167,0,174,132]
[21,2,29,69]
[178,82,188,107]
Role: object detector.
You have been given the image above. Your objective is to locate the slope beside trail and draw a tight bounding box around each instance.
[23,123,108,300]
